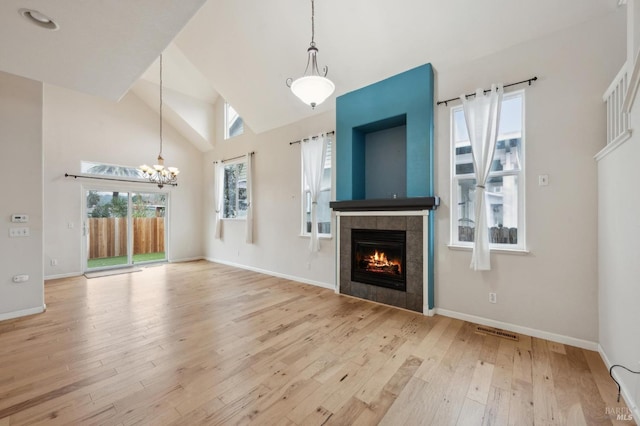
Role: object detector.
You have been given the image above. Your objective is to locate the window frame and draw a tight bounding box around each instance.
[301,139,333,238]
[222,158,248,220]
[449,89,526,252]
[224,102,244,140]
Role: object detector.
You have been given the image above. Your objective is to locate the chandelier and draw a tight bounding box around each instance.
[140,54,179,188]
[286,0,335,109]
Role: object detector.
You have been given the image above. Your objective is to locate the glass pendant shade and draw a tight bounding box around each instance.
[286,0,334,109]
[290,75,335,108]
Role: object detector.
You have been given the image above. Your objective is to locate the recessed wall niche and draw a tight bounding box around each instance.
[355,115,407,199]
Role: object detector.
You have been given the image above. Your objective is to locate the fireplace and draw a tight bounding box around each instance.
[351,229,406,291]
[333,213,429,313]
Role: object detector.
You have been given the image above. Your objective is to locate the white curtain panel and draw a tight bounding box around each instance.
[245,153,254,244]
[302,134,328,252]
[214,161,224,239]
[461,84,503,271]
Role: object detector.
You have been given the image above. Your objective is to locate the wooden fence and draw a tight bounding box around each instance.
[88,218,165,259]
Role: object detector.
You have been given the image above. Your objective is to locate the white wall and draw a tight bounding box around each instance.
[628,0,640,65]
[434,10,626,344]
[598,96,640,416]
[43,85,204,278]
[204,101,336,288]
[598,1,640,414]
[0,71,44,319]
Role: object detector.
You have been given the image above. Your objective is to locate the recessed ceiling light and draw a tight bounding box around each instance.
[18,9,59,31]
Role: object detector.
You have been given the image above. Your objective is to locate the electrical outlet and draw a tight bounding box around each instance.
[489,292,497,304]
[50,259,58,266]
[11,214,29,223]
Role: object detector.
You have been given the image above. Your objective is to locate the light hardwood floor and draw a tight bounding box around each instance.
[0,260,634,425]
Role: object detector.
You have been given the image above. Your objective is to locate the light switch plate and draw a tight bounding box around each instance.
[9,227,30,237]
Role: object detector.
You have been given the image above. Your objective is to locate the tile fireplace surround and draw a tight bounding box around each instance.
[333,198,437,315]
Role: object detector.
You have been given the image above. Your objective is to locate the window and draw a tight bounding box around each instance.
[451,91,525,250]
[223,160,247,219]
[224,102,244,139]
[302,140,332,236]
[81,161,145,180]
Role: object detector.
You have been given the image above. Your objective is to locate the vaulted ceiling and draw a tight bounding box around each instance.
[0,0,207,100]
[0,0,619,143]
[175,0,618,134]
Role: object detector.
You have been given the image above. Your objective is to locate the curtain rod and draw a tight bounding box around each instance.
[214,151,255,164]
[437,77,538,106]
[64,173,178,186]
[289,130,335,145]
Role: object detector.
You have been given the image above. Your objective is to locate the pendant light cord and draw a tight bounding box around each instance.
[139,52,179,187]
[310,0,315,47]
[159,54,163,158]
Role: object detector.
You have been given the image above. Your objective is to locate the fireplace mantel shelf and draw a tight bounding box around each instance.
[330,196,439,212]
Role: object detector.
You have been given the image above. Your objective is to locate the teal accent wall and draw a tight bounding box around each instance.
[335,63,436,310]
[335,63,434,200]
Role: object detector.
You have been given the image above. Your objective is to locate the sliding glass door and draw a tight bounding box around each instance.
[85,189,167,271]
[131,192,166,264]
[86,190,130,269]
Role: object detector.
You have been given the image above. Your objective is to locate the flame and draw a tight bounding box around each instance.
[365,250,401,274]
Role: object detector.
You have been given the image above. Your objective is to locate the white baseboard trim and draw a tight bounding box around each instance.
[598,345,640,421]
[434,308,598,351]
[169,256,205,263]
[206,258,335,291]
[45,271,82,280]
[0,305,46,322]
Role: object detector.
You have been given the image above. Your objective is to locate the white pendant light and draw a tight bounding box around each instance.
[286,0,335,109]
[140,55,179,188]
